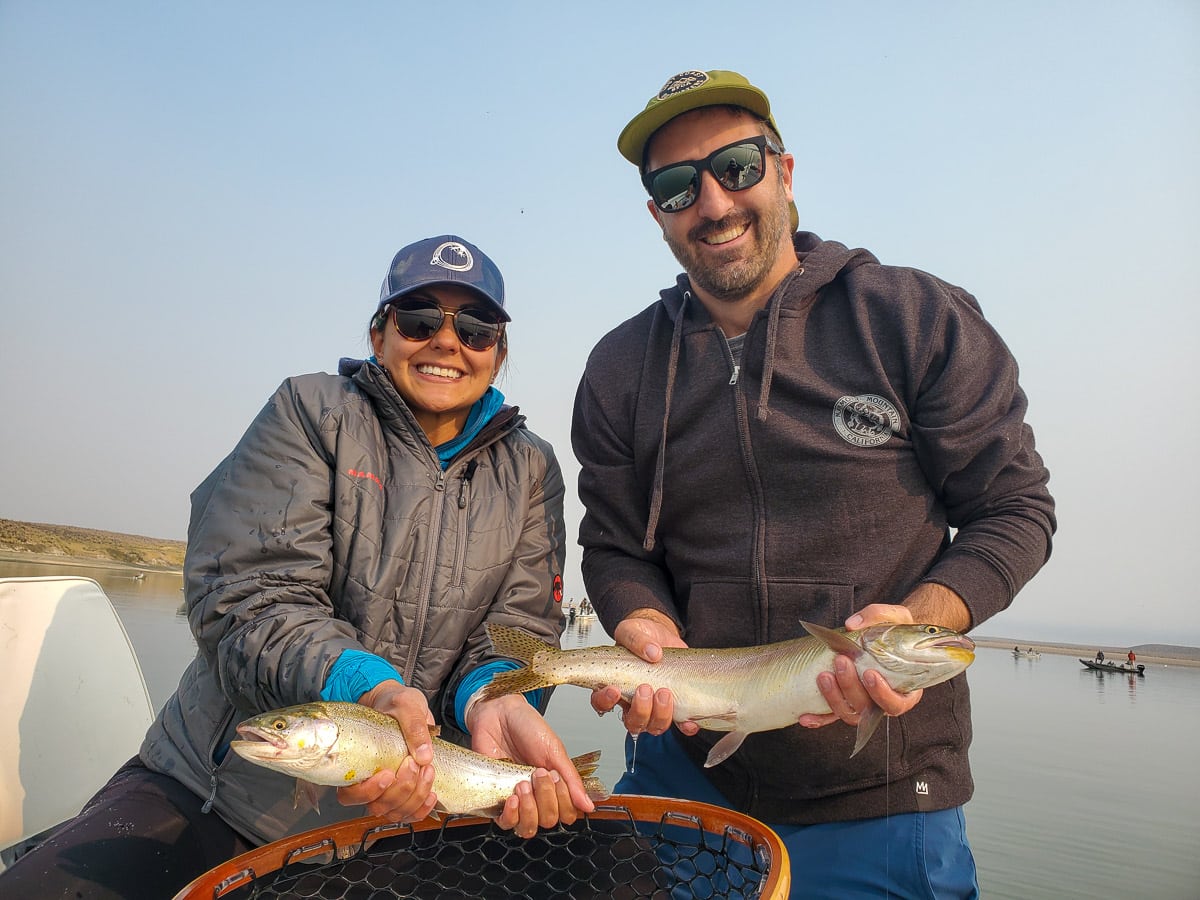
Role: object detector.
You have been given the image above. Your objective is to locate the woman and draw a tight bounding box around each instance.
[0,236,587,900]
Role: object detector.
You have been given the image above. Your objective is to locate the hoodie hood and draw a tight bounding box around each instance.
[656,231,878,325]
[642,232,878,550]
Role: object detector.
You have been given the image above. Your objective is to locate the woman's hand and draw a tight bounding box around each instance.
[590,608,697,737]
[467,693,597,838]
[336,680,439,823]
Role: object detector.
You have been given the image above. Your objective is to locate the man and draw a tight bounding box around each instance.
[571,69,1055,897]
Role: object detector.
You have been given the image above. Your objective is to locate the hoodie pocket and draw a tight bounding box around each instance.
[683,578,855,647]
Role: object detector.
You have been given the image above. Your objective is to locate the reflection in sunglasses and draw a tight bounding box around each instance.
[644,135,780,213]
[389,302,503,352]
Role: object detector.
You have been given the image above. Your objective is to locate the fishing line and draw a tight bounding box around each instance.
[885,716,891,900]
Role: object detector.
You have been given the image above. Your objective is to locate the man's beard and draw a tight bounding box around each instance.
[662,193,792,303]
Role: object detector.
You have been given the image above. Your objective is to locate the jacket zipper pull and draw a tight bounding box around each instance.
[458,460,478,509]
[201,771,219,813]
[729,365,740,385]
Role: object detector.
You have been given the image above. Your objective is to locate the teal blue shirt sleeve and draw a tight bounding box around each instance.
[320,649,404,702]
[454,660,544,733]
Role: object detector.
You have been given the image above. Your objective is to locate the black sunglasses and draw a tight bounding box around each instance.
[642,135,783,213]
[387,299,504,351]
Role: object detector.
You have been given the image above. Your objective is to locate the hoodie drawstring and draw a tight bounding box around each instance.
[642,290,690,552]
[756,266,804,422]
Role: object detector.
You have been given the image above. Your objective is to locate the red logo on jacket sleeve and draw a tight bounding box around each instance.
[552,574,563,603]
[347,468,384,490]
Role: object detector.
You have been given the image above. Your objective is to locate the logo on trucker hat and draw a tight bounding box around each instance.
[657,70,709,98]
[429,241,475,273]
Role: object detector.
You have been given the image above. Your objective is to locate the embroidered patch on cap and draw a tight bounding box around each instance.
[429,241,474,273]
[833,394,901,447]
[657,70,709,99]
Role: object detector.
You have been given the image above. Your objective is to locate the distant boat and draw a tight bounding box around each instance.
[1012,648,1041,659]
[1080,658,1145,676]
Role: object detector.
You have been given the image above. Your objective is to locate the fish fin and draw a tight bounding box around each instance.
[292,779,321,814]
[703,730,748,768]
[850,705,885,757]
[690,710,739,729]
[485,622,558,664]
[477,667,557,702]
[799,620,864,659]
[569,749,603,779]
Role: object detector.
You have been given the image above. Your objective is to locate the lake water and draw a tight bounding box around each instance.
[5,560,1198,898]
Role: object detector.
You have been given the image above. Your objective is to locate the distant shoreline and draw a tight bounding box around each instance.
[972,637,1200,668]
[0,549,183,575]
[2,549,1197,667]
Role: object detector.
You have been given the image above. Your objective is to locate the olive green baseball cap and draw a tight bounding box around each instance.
[618,69,798,230]
[618,69,781,166]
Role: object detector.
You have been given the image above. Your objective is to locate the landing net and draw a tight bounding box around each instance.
[173,794,790,899]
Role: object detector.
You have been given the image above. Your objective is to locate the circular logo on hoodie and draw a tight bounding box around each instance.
[833,394,900,447]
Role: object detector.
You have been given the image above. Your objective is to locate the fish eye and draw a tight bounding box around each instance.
[271,718,287,730]
[924,625,939,634]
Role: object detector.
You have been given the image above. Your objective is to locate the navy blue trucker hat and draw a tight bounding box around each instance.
[378,235,509,322]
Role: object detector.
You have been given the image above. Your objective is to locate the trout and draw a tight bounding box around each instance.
[481,620,975,767]
[230,701,609,818]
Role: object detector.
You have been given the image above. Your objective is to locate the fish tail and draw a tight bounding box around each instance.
[568,749,603,779]
[485,622,559,664]
[567,749,609,802]
[478,667,558,701]
[481,624,563,701]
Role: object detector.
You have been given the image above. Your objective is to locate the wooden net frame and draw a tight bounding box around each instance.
[173,794,790,899]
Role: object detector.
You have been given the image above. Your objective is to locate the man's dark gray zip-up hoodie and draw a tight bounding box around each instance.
[573,232,1055,824]
[141,360,566,844]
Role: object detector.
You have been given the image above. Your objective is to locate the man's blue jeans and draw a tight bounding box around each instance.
[615,729,980,899]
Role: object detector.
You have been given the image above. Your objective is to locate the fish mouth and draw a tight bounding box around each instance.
[235,724,288,747]
[917,634,976,652]
[230,724,288,758]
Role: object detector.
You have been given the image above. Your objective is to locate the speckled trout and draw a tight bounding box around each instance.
[481,621,975,767]
[230,701,608,818]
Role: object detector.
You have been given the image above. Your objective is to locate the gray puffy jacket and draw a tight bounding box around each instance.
[140,360,566,844]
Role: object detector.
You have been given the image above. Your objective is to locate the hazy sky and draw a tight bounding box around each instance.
[2,2,1196,646]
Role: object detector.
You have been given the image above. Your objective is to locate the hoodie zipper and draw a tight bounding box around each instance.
[725,332,770,644]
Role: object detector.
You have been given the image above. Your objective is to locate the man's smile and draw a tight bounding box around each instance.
[699,221,749,246]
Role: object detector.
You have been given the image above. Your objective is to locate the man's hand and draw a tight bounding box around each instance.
[336,681,439,823]
[798,604,924,730]
[467,693,596,838]
[589,608,698,737]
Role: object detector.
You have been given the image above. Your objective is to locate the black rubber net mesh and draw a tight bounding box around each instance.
[204,804,775,899]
